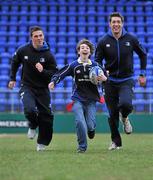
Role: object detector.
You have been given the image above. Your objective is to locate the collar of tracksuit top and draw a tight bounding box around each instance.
[30,40,49,51]
[77,57,92,65]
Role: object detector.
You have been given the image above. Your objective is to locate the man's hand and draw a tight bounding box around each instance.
[138,75,146,87]
[8,81,16,89]
[35,63,43,72]
[48,82,55,90]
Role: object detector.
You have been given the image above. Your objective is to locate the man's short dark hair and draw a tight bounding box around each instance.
[30,26,43,37]
[109,12,124,23]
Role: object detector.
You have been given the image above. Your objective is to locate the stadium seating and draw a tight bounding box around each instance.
[0,0,153,112]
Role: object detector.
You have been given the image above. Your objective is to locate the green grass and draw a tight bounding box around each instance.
[0,133,153,180]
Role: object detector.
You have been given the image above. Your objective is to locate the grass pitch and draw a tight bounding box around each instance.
[0,133,152,180]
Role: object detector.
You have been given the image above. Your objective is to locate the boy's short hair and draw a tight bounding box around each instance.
[76,39,95,56]
[30,26,43,37]
[109,12,124,22]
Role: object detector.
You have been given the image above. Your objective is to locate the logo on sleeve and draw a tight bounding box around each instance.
[106,44,110,47]
[125,42,130,46]
[40,58,45,62]
[76,70,81,74]
[24,56,28,60]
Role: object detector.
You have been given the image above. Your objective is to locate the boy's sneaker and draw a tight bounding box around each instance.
[122,117,132,134]
[108,142,120,150]
[27,128,36,139]
[88,130,95,139]
[37,144,46,151]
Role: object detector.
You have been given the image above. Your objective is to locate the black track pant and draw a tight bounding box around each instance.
[104,79,134,146]
[20,85,53,146]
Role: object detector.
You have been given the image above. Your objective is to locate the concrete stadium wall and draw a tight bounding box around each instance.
[0,113,153,133]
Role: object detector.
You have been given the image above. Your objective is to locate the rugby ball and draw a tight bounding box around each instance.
[89,66,104,85]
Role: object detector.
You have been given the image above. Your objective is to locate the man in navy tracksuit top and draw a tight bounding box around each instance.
[49,39,107,153]
[8,26,58,151]
[95,12,147,150]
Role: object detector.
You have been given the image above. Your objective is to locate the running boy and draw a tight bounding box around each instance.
[48,39,107,153]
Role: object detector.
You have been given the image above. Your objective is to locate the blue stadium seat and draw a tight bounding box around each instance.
[87,24,96,33]
[145,14,153,24]
[78,24,86,33]
[7,42,17,54]
[58,24,67,33]
[97,25,106,33]
[67,32,76,43]
[29,4,38,12]
[97,6,105,14]
[10,14,18,23]
[0,31,8,42]
[65,76,73,88]
[39,5,48,13]
[126,15,135,23]
[147,53,153,64]
[77,31,87,40]
[39,14,48,23]
[0,99,8,112]
[68,4,77,13]
[126,4,134,13]
[0,75,9,87]
[146,76,153,87]
[87,15,96,24]
[145,2,153,13]
[19,13,28,23]
[48,15,57,25]
[0,52,11,64]
[10,4,19,12]
[68,24,77,32]
[48,5,57,14]
[66,53,76,64]
[0,44,6,53]
[135,4,143,13]
[29,14,38,24]
[136,24,145,33]
[57,32,67,43]
[77,15,86,25]
[58,16,67,24]
[77,6,86,15]
[87,5,96,13]
[0,64,10,75]
[0,22,8,31]
[1,4,9,12]
[56,42,67,53]
[106,5,115,12]
[8,31,18,42]
[48,24,58,33]
[47,32,57,44]
[146,23,153,33]
[20,4,29,13]
[116,4,124,13]
[126,24,135,33]
[67,42,76,54]
[55,53,65,65]
[18,32,27,44]
[59,4,67,13]
[0,13,9,22]
[68,14,77,24]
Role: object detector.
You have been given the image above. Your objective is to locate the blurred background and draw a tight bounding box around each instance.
[0,0,153,122]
